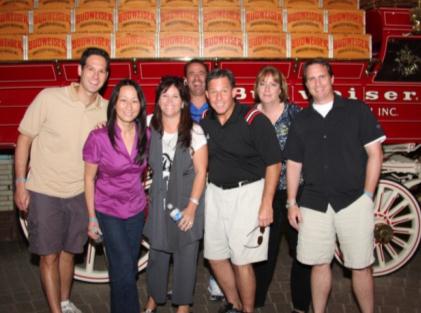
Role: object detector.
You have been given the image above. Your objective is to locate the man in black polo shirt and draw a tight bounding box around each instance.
[285,59,385,313]
[200,69,281,313]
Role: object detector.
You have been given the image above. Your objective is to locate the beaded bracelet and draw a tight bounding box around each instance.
[15,177,27,184]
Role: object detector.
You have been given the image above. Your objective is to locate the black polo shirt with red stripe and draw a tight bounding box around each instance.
[284,94,385,212]
[200,103,282,186]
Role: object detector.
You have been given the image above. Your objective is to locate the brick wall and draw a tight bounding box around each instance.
[0,155,18,241]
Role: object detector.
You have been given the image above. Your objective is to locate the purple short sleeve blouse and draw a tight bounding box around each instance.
[83,126,148,219]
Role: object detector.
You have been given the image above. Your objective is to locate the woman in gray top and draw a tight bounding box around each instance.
[143,76,208,313]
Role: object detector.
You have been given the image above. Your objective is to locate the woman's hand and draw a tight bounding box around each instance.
[88,219,102,241]
[178,205,196,232]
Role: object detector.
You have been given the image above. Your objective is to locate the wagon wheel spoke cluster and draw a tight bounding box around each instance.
[335,178,421,276]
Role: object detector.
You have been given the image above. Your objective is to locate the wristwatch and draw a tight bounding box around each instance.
[285,200,297,209]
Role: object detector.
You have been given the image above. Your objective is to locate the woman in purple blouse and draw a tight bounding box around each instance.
[83,79,149,313]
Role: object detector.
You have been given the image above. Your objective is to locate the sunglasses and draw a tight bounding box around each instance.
[244,226,265,249]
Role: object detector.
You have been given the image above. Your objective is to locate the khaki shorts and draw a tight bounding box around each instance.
[204,180,269,266]
[297,193,375,269]
[28,191,88,255]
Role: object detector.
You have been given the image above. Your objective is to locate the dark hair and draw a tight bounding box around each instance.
[79,47,111,73]
[151,76,193,149]
[303,58,333,83]
[106,79,148,164]
[184,59,209,77]
[206,68,236,90]
[254,66,289,103]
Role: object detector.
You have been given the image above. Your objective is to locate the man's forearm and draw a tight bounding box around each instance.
[14,134,32,180]
[261,162,281,204]
[286,160,302,202]
[364,142,383,194]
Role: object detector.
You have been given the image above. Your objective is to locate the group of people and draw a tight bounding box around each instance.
[14,47,385,313]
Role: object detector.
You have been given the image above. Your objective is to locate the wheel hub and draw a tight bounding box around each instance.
[374,223,394,244]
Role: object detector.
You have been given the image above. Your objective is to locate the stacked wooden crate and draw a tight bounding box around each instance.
[0,0,371,60]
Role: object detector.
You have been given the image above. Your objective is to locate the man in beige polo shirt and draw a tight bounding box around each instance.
[14,47,110,313]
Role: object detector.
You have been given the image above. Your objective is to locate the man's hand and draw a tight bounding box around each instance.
[258,200,273,227]
[14,183,30,213]
[288,204,302,230]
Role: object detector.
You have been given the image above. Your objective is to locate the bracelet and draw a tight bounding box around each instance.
[364,191,374,199]
[189,197,199,205]
[89,216,98,223]
[285,200,297,209]
[15,177,27,184]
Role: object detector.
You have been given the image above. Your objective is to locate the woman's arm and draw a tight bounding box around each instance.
[84,162,100,240]
[178,144,208,232]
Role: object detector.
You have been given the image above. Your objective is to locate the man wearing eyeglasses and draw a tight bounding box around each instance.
[200,69,282,313]
[285,59,385,313]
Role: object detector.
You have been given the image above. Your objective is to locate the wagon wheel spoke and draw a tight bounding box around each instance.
[84,243,96,273]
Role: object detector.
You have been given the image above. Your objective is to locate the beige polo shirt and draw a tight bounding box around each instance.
[18,83,108,198]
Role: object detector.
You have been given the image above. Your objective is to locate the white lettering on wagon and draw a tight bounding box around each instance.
[301,88,418,102]
[234,87,419,103]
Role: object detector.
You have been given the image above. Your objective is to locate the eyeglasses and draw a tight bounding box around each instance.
[244,226,265,249]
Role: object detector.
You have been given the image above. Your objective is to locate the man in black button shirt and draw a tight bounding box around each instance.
[285,59,385,313]
[200,69,282,313]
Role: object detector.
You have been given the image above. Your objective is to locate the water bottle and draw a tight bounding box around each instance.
[167,203,183,222]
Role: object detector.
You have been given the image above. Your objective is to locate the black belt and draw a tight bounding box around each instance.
[211,179,259,190]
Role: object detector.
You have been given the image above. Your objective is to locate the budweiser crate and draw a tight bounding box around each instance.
[0,0,33,10]
[0,35,24,61]
[159,7,199,32]
[327,9,365,33]
[117,0,157,7]
[323,0,359,9]
[77,0,115,6]
[71,33,111,59]
[115,32,156,58]
[117,8,157,32]
[25,34,68,60]
[289,32,330,58]
[203,32,244,57]
[281,0,321,7]
[159,32,200,58]
[203,0,241,6]
[243,0,280,7]
[73,7,114,33]
[284,8,325,33]
[0,11,29,35]
[245,8,283,32]
[160,0,198,6]
[202,7,242,32]
[332,33,371,59]
[29,9,71,33]
[246,32,287,58]
[35,0,75,8]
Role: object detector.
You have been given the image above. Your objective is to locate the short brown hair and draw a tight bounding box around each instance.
[253,66,289,104]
